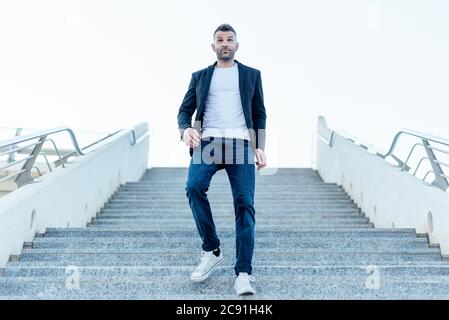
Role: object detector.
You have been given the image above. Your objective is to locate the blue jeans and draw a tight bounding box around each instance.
[185,137,256,275]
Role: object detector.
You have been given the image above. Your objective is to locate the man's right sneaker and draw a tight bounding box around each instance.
[190,250,224,282]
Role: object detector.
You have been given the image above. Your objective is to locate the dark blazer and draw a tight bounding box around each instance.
[177,59,267,157]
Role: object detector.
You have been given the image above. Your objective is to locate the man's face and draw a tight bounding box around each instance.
[212,31,239,61]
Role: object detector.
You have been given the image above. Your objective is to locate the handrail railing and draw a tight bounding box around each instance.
[1,127,88,156]
[0,126,127,188]
[317,116,449,191]
[378,129,449,158]
[377,129,449,191]
[51,129,124,167]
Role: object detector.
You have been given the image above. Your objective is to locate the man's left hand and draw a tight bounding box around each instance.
[255,148,267,170]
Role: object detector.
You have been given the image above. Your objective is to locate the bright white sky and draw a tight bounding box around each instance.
[1,0,448,168]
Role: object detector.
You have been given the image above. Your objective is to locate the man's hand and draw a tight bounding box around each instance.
[182,127,200,148]
[255,148,267,170]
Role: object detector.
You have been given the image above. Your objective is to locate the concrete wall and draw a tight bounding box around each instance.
[315,116,449,255]
[0,122,149,267]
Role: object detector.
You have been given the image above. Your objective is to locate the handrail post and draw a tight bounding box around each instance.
[6,128,22,163]
[401,143,422,172]
[14,136,46,187]
[422,139,449,190]
[390,154,411,171]
[45,138,66,168]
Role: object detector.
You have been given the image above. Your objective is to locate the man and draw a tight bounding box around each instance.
[177,23,267,296]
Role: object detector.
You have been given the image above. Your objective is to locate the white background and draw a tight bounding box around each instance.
[1,0,448,168]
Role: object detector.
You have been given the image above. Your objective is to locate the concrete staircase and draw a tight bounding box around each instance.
[1,167,449,299]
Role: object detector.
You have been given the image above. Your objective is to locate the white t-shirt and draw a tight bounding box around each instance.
[201,62,251,140]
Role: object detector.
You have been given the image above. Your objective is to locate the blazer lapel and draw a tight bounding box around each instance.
[202,61,217,97]
[236,59,247,111]
[236,59,245,98]
[197,62,216,119]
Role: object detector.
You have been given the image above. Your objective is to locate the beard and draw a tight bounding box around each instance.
[217,49,235,61]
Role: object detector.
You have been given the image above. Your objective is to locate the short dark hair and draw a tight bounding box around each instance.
[213,24,237,40]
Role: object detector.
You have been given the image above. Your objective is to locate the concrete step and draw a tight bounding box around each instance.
[84,224,376,230]
[95,214,366,221]
[30,238,431,251]
[141,174,324,179]
[1,292,448,300]
[120,185,343,190]
[15,251,442,264]
[107,199,356,205]
[91,217,371,225]
[96,211,365,218]
[19,247,440,255]
[99,207,363,214]
[2,274,449,284]
[2,275,449,299]
[115,189,349,194]
[99,208,362,216]
[116,188,347,192]
[111,194,352,201]
[140,175,326,179]
[103,203,360,210]
[5,265,449,278]
[92,221,372,227]
[142,174,321,179]
[139,174,323,178]
[142,170,319,175]
[105,198,356,204]
[42,229,420,239]
[94,215,368,222]
[123,180,339,185]
[7,259,448,268]
[112,191,351,197]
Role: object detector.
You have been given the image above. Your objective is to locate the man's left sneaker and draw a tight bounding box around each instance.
[234,272,256,295]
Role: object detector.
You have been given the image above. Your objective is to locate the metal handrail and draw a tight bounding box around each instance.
[423,170,434,181]
[50,129,124,167]
[0,141,38,158]
[402,143,423,171]
[379,129,449,158]
[378,129,449,191]
[130,129,150,146]
[0,126,134,188]
[1,127,88,156]
[0,155,35,171]
[45,138,66,168]
[31,166,42,177]
[37,152,53,172]
[413,157,429,176]
[317,117,449,191]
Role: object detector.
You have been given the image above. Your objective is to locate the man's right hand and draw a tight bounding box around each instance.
[182,127,200,148]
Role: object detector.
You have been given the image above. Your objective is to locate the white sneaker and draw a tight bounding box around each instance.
[190,250,223,282]
[234,272,256,295]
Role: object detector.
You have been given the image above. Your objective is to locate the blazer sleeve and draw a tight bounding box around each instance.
[252,71,267,150]
[177,73,197,140]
